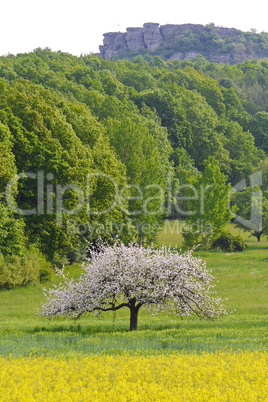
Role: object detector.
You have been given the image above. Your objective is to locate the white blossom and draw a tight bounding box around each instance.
[40,243,227,330]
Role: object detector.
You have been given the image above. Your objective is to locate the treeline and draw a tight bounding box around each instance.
[0,49,267,287]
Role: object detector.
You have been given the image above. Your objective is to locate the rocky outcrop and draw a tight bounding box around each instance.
[160,23,204,41]
[99,23,268,63]
[126,28,146,51]
[100,23,164,58]
[100,23,163,59]
[99,32,128,59]
[210,27,238,39]
[143,23,163,51]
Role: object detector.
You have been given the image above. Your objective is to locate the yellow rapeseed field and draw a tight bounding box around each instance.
[0,352,267,401]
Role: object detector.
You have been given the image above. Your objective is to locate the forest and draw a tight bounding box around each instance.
[0,48,268,287]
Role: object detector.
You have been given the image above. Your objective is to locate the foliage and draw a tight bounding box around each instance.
[211,232,247,252]
[230,158,268,241]
[201,58,268,114]
[104,116,171,243]
[0,201,26,258]
[0,77,129,261]
[40,243,227,331]
[0,246,52,289]
[0,122,17,192]
[249,111,268,152]
[182,157,232,249]
[0,49,267,272]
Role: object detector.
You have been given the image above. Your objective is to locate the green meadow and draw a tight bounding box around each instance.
[0,223,267,358]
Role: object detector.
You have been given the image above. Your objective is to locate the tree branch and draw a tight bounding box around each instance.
[72,302,130,320]
[88,302,130,313]
[182,294,212,318]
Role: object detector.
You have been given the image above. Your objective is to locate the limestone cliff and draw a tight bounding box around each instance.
[99,23,268,63]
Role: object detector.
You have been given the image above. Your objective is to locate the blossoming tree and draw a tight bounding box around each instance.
[40,243,227,331]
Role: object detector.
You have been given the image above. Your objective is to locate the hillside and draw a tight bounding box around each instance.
[99,23,268,63]
[0,49,268,287]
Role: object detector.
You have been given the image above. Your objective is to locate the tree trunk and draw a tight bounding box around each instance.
[129,299,141,331]
[130,306,138,331]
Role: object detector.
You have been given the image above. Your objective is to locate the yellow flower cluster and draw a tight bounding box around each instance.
[0,352,267,401]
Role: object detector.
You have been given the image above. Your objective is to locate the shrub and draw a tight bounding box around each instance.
[26,246,54,283]
[0,247,53,289]
[211,232,247,252]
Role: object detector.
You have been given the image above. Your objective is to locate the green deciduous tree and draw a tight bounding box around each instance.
[230,187,267,242]
[0,79,130,262]
[249,111,268,153]
[183,157,232,249]
[104,116,170,243]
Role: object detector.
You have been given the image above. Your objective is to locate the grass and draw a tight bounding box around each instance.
[0,223,267,358]
[197,244,268,314]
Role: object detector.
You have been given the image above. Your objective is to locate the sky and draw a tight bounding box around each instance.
[1,0,268,56]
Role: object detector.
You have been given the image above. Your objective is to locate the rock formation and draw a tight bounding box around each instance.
[143,23,163,51]
[126,27,146,51]
[100,23,164,59]
[99,23,268,63]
